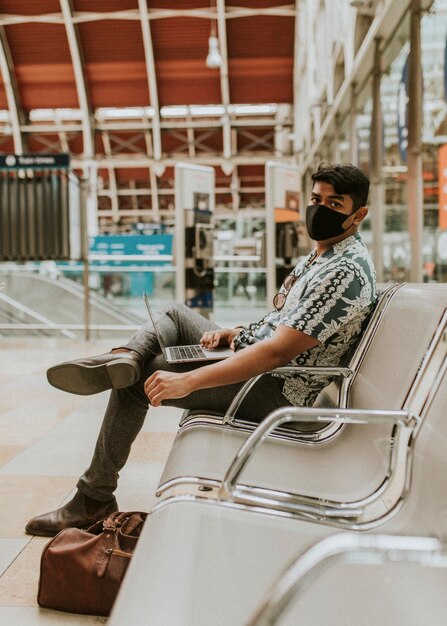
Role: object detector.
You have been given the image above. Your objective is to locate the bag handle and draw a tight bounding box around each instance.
[119,512,147,536]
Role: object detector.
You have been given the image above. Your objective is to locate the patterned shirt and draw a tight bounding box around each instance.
[233,233,377,406]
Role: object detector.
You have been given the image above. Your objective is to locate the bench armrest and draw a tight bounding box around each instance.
[248,533,447,626]
[219,406,416,504]
[222,366,353,425]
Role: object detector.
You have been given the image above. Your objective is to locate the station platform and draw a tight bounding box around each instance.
[0,336,182,625]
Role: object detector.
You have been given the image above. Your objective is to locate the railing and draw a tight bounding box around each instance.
[0,254,269,337]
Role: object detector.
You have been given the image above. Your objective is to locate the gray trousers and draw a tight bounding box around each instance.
[77,303,292,501]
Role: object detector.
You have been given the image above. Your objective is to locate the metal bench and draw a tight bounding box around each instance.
[109,329,447,625]
[156,284,447,513]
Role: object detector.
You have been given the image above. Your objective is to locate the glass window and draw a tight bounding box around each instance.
[421,0,447,282]
[380,14,411,282]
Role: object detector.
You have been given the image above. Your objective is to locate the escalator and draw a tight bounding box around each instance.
[0,271,145,337]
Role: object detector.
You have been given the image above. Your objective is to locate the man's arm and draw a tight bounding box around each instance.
[144,326,319,407]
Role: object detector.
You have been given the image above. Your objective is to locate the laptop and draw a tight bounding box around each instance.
[143,294,234,363]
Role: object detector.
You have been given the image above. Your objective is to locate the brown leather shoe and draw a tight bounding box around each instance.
[46,350,143,395]
[25,491,119,537]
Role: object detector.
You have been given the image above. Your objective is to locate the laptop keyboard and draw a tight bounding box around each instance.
[170,345,206,360]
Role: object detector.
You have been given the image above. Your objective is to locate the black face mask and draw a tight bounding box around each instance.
[305,203,355,241]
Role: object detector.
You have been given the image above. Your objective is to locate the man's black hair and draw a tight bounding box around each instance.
[311,163,370,211]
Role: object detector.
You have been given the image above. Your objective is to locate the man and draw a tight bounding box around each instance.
[26,163,376,536]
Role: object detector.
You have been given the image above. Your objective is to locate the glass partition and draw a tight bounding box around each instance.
[421,0,447,282]
[0,213,269,335]
[380,14,411,282]
[376,3,447,283]
[213,212,268,325]
[355,79,373,253]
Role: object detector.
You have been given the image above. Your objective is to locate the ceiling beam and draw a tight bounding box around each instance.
[0,5,296,26]
[139,0,162,221]
[54,111,70,152]
[72,154,289,169]
[101,131,120,224]
[143,122,161,222]
[216,0,232,169]
[222,5,296,19]
[138,0,162,167]
[97,185,264,197]
[59,0,94,160]
[292,0,300,158]
[20,117,290,134]
[0,26,24,153]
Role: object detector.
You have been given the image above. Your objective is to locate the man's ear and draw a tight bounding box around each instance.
[354,206,368,225]
[342,206,368,230]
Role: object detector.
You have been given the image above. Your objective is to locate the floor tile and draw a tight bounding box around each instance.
[0,336,181,625]
[128,432,176,463]
[0,538,30,576]
[142,405,182,432]
[0,414,60,448]
[0,537,51,607]
[0,476,78,537]
[0,446,24,467]
[116,462,167,512]
[0,411,104,476]
[0,607,107,625]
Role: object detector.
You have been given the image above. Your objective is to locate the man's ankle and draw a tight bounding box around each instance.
[81,492,116,512]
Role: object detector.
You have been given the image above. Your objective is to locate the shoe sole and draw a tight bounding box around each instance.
[25,500,119,536]
[25,517,111,537]
[47,360,139,395]
[25,525,60,537]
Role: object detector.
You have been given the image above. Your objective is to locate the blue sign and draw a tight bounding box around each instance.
[89,234,173,296]
[57,234,173,297]
[89,234,172,263]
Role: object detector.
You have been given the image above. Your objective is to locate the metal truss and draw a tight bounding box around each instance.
[0,26,24,153]
[0,6,297,26]
[59,0,94,161]
[0,3,297,229]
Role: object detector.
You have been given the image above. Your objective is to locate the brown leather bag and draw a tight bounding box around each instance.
[37,511,147,616]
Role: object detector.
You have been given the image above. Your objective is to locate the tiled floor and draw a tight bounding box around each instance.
[0,336,182,625]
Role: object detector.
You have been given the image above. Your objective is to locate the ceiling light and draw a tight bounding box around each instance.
[206,0,222,69]
[221,161,234,176]
[152,162,166,177]
[189,105,225,116]
[96,107,154,120]
[206,35,222,69]
[29,108,84,122]
[160,106,189,118]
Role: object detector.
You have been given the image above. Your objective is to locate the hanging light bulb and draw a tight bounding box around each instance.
[206,35,222,69]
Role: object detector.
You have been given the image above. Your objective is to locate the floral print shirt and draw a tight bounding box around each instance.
[233,233,377,406]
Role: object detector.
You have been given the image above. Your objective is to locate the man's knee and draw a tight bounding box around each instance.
[162,302,189,318]
[164,302,205,331]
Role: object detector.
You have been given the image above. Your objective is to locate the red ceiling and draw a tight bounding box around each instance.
[0,88,7,109]
[0,0,60,14]
[0,1,295,111]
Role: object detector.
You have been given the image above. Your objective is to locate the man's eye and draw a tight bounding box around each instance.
[331,202,342,208]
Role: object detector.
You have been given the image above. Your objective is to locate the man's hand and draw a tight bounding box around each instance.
[144,370,194,407]
[200,328,240,350]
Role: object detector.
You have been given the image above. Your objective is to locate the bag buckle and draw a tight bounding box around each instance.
[102,519,116,532]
